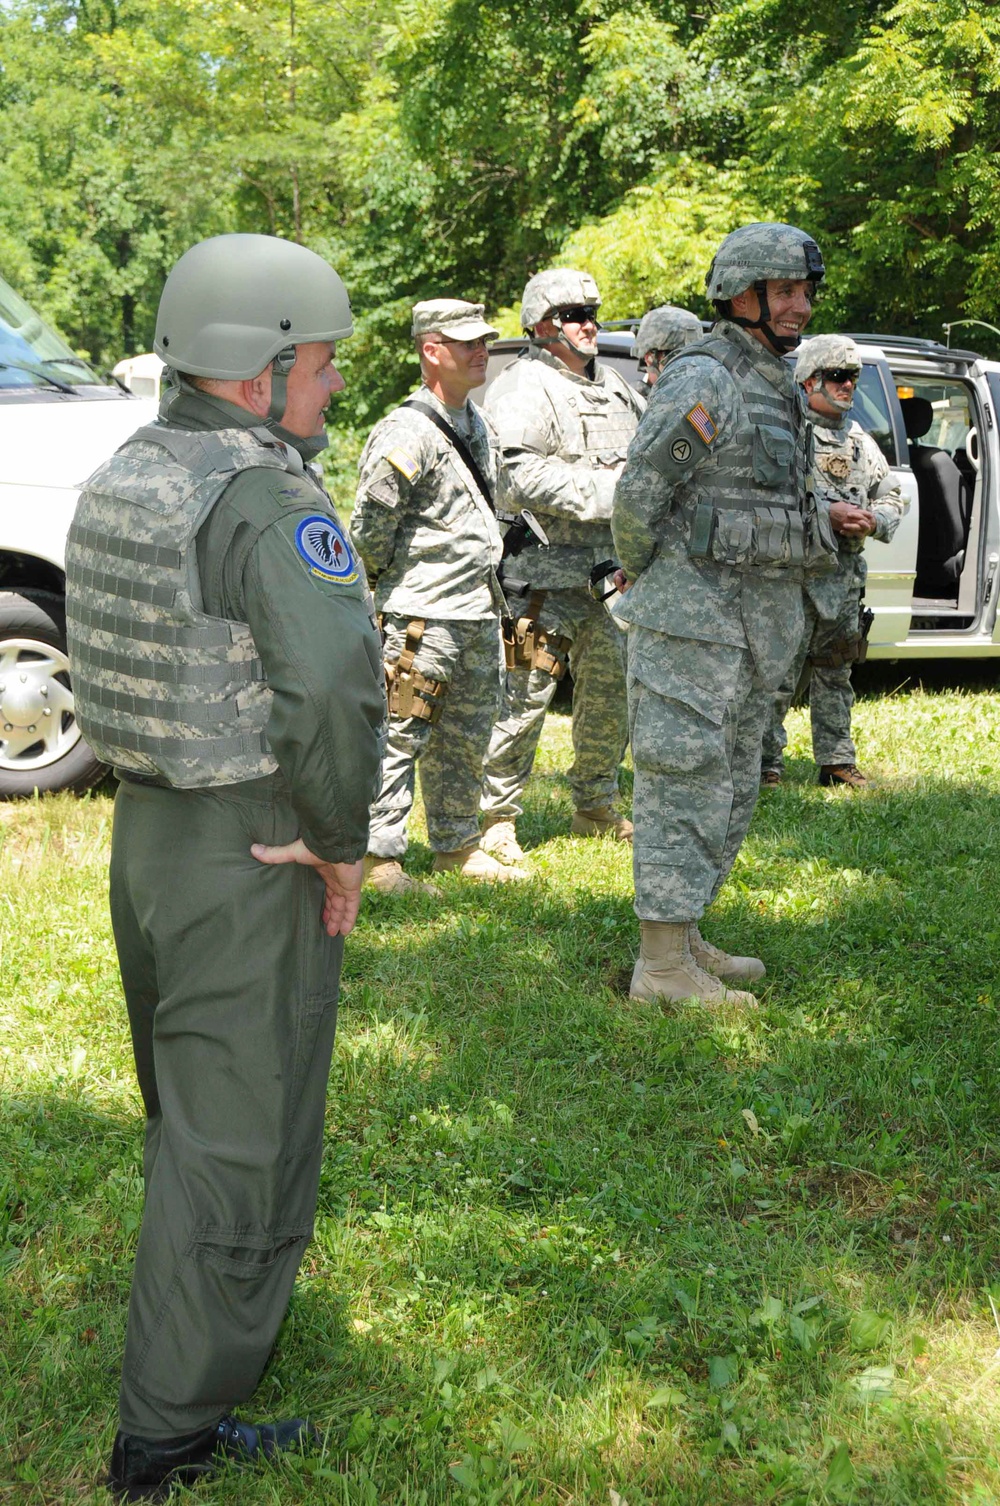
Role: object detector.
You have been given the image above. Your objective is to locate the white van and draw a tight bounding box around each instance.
[0,273,156,796]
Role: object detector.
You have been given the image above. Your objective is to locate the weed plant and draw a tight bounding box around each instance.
[3,686,1000,1504]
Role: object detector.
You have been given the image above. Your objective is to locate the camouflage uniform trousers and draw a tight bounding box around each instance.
[368,615,503,858]
[480,586,629,819]
[760,561,863,774]
[628,624,772,923]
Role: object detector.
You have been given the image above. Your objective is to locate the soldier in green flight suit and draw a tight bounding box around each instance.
[64,234,385,1501]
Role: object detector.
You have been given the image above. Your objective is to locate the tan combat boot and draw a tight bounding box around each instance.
[818,763,868,788]
[689,924,766,984]
[629,921,758,1009]
[363,855,440,898]
[480,817,526,865]
[570,807,634,842]
[432,845,529,882]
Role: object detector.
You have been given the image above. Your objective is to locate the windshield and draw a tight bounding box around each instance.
[0,273,105,389]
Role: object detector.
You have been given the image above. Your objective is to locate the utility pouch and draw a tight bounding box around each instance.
[801,485,839,575]
[384,619,447,723]
[501,592,570,679]
[810,605,874,669]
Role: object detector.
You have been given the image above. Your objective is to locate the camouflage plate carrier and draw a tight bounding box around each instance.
[65,423,324,787]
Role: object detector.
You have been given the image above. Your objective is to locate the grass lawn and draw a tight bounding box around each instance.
[4,682,1000,1504]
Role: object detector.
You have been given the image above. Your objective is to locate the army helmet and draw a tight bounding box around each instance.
[794,333,862,385]
[520,268,601,330]
[705,222,825,303]
[633,304,703,361]
[154,234,353,379]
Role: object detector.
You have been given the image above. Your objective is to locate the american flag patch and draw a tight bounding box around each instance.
[685,403,718,445]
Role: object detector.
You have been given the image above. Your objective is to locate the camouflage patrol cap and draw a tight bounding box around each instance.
[633,304,703,360]
[411,299,498,341]
[794,333,862,384]
[520,269,601,330]
[705,223,825,302]
[153,233,353,379]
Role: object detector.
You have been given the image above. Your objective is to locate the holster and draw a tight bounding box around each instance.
[384,619,447,722]
[501,592,571,680]
[810,603,874,669]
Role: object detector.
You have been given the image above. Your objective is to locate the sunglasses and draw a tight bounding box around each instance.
[822,368,860,385]
[555,305,600,325]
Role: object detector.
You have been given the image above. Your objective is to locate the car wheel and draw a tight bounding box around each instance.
[0,590,107,798]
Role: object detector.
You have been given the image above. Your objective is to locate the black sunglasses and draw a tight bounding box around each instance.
[822,368,860,384]
[556,305,600,324]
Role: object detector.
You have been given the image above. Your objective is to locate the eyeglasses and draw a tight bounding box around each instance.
[554,305,600,325]
[428,335,491,351]
[821,368,860,385]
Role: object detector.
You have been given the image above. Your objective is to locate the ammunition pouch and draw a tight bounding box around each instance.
[384,619,447,723]
[501,592,571,680]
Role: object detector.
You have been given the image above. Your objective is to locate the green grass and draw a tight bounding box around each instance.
[4,681,1000,1504]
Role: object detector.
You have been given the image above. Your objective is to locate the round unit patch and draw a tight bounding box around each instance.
[294,515,358,584]
[670,436,693,464]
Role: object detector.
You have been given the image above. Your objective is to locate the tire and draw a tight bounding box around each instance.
[0,590,108,798]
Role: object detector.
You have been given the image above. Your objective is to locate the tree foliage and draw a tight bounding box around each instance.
[2,0,998,409]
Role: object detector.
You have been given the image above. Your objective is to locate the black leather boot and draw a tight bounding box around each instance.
[108,1414,317,1500]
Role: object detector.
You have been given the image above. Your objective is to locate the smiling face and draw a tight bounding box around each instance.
[730,278,815,354]
[279,341,345,437]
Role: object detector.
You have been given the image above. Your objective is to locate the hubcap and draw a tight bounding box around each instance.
[0,637,81,771]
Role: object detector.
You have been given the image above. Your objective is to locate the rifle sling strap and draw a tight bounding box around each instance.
[402,399,496,514]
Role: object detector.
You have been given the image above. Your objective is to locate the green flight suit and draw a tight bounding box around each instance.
[101,385,384,1438]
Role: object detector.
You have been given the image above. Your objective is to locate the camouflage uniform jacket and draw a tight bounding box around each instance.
[351,384,507,620]
[65,383,385,861]
[805,414,907,616]
[612,320,815,687]
[483,346,644,589]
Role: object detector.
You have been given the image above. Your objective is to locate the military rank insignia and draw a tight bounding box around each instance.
[294,514,359,584]
[685,403,718,445]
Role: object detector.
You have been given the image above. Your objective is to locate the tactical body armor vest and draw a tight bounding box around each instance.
[662,331,836,575]
[66,423,319,787]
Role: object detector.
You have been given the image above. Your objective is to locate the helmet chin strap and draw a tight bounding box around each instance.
[265,345,297,426]
[816,375,855,413]
[728,280,802,354]
[533,313,599,365]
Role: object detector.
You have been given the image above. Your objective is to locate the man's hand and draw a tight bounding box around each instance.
[828,501,876,538]
[613,567,631,593]
[251,839,364,937]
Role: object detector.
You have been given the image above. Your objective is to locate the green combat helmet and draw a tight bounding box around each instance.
[520,268,601,361]
[153,233,353,424]
[633,304,703,368]
[705,222,825,352]
[794,333,861,412]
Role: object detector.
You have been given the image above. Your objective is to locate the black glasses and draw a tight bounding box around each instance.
[556,305,600,325]
[822,368,860,385]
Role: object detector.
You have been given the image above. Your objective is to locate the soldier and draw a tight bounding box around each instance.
[633,304,704,395]
[64,234,385,1501]
[351,298,526,891]
[478,269,645,866]
[760,334,906,788]
[613,222,835,1008]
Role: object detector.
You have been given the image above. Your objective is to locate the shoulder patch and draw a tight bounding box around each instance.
[293,514,359,584]
[685,403,718,445]
[386,447,420,482]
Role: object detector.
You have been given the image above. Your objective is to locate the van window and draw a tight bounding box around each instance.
[848,365,896,465]
[0,274,104,388]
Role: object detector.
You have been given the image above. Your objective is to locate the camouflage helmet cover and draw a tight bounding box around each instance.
[705,222,825,303]
[633,304,703,360]
[153,233,353,379]
[520,268,601,330]
[794,333,862,384]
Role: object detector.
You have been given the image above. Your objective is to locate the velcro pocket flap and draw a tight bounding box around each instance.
[752,424,795,486]
[631,644,738,727]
